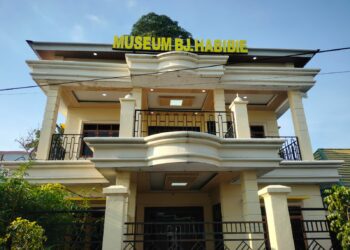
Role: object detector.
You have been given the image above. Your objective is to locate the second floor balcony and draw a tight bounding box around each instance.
[48,109,302,161]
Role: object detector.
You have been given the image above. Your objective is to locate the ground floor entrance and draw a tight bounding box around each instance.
[144,207,205,250]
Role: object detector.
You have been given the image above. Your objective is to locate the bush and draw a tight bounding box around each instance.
[3,217,47,249]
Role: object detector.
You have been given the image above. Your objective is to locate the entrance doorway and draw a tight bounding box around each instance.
[144,207,204,250]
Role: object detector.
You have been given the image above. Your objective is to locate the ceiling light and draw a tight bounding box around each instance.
[243,96,248,99]
[170,99,183,106]
[102,93,107,97]
[171,182,188,187]
[202,89,206,93]
[93,52,98,56]
[150,88,154,92]
[252,56,257,60]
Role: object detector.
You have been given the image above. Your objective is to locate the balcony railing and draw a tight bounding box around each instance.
[266,136,302,160]
[48,134,88,160]
[123,221,267,250]
[134,109,235,138]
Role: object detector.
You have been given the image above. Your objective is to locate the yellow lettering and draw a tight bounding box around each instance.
[152,37,161,50]
[143,36,151,50]
[213,40,222,53]
[113,35,124,49]
[175,38,183,51]
[195,39,204,52]
[134,36,142,49]
[124,36,134,49]
[222,40,227,53]
[183,38,192,52]
[239,40,248,53]
[205,39,213,52]
[227,40,236,53]
[161,37,172,51]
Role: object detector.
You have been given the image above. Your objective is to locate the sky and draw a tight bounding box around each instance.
[0,0,349,151]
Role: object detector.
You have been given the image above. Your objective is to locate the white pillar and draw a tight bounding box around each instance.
[241,171,263,249]
[229,95,251,138]
[102,185,129,250]
[258,185,295,250]
[213,89,227,137]
[288,91,313,160]
[119,94,136,137]
[241,171,262,221]
[36,87,61,160]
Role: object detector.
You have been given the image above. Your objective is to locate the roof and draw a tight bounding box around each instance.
[27,40,318,68]
[314,148,350,186]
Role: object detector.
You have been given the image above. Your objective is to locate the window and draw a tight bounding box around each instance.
[81,123,119,157]
[250,125,265,138]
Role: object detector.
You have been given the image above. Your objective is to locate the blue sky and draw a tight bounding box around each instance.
[0,0,349,151]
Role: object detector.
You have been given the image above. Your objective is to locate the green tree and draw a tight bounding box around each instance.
[0,163,87,248]
[324,185,350,249]
[131,12,192,39]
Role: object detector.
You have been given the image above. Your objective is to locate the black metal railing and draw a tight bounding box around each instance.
[266,136,302,160]
[302,220,340,250]
[48,134,90,160]
[123,221,267,250]
[134,109,235,138]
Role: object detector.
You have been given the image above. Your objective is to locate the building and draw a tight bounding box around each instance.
[1,38,343,250]
[0,151,29,161]
[315,148,350,187]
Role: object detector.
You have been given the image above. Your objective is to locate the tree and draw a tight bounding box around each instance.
[0,163,87,248]
[131,12,192,39]
[15,124,65,160]
[324,185,350,249]
[15,128,40,160]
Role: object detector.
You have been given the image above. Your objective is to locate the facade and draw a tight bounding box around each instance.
[1,39,344,250]
[315,148,350,187]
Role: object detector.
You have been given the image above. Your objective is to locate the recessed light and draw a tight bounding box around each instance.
[150,88,154,92]
[252,56,257,60]
[93,52,98,56]
[171,182,188,187]
[170,99,183,106]
[194,112,198,115]
[150,111,154,114]
[202,89,206,93]
[243,96,248,99]
[102,93,107,97]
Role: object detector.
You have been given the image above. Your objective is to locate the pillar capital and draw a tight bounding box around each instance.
[258,185,291,197]
[103,185,129,196]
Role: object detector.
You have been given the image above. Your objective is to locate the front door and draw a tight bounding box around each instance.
[144,207,204,250]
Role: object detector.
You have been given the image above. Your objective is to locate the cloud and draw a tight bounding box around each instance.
[70,24,86,42]
[86,14,107,25]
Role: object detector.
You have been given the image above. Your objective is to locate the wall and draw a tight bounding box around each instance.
[65,106,120,134]
[248,110,279,136]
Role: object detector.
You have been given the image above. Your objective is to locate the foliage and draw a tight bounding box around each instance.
[0,162,87,248]
[15,124,65,160]
[131,12,192,39]
[15,129,40,160]
[324,185,350,249]
[3,217,47,250]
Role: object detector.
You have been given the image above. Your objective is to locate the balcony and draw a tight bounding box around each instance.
[47,109,302,161]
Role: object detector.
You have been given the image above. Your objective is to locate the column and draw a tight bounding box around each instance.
[240,171,263,249]
[119,94,136,137]
[102,185,129,250]
[258,185,295,250]
[288,91,313,160]
[229,95,251,138]
[213,89,228,137]
[36,87,61,160]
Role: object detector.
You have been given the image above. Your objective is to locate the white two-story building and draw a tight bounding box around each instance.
[2,38,343,250]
